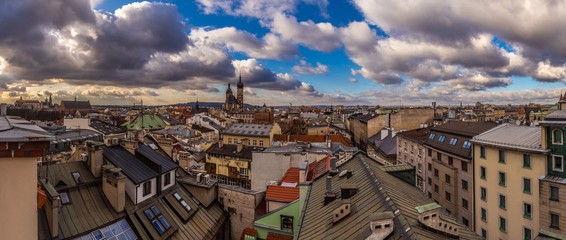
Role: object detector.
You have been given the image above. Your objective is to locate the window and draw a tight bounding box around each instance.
[481,208,487,222]
[60,192,70,205]
[143,181,152,197]
[438,135,446,142]
[434,184,439,193]
[498,149,505,163]
[523,203,532,219]
[228,138,232,144]
[429,133,436,140]
[259,140,264,146]
[553,155,563,172]
[462,198,468,210]
[449,138,458,145]
[252,140,257,145]
[551,213,560,229]
[434,169,439,177]
[480,146,486,158]
[428,163,432,171]
[462,217,469,227]
[480,166,486,180]
[436,152,441,161]
[499,194,506,209]
[462,180,468,191]
[72,172,84,184]
[481,228,487,240]
[499,172,506,187]
[144,206,172,235]
[461,161,468,172]
[446,191,451,202]
[428,177,431,185]
[551,186,560,201]
[499,217,506,232]
[552,129,563,145]
[281,215,293,232]
[240,168,249,179]
[463,141,472,149]
[480,187,487,201]
[523,178,531,194]
[428,149,432,157]
[173,192,192,212]
[163,172,171,186]
[524,227,532,240]
[448,157,453,166]
[445,174,451,184]
[523,154,531,169]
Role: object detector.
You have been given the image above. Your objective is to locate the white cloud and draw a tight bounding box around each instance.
[292,60,328,74]
[271,13,341,52]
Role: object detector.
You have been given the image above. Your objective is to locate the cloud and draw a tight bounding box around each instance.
[190,27,297,60]
[271,13,341,52]
[348,78,358,83]
[195,0,329,21]
[292,60,328,74]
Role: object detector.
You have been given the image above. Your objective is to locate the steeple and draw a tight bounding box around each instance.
[196,98,199,111]
[226,83,232,93]
[237,71,244,88]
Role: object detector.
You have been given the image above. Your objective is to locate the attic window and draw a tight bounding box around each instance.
[173,192,192,212]
[144,206,172,235]
[281,215,293,232]
[72,172,83,184]
[60,192,70,205]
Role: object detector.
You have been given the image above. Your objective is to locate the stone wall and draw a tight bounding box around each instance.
[219,185,264,240]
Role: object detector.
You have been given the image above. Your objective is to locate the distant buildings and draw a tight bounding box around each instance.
[60,98,92,115]
[222,123,281,147]
[223,75,244,111]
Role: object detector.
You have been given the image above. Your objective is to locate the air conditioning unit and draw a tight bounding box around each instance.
[204,174,211,184]
[196,173,203,183]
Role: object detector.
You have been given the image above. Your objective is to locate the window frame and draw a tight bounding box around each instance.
[498,149,505,164]
[551,213,560,229]
[499,194,506,210]
[552,128,563,145]
[144,206,172,235]
[481,208,487,222]
[480,187,487,201]
[499,216,507,232]
[523,178,531,194]
[523,202,532,219]
[143,181,152,197]
[163,172,171,186]
[480,145,486,159]
[281,215,294,232]
[498,171,506,187]
[550,186,560,201]
[553,155,564,172]
[480,166,486,180]
[523,154,531,169]
[524,227,532,240]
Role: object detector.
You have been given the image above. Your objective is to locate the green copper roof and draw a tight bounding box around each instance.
[122,113,167,130]
[415,202,441,214]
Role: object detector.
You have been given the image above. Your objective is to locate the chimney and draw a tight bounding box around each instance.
[237,140,243,153]
[381,128,389,140]
[102,165,126,212]
[329,157,339,176]
[0,103,6,116]
[40,180,60,238]
[324,176,336,204]
[218,138,224,148]
[299,160,308,183]
[119,139,138,155]
[87,142,104,178]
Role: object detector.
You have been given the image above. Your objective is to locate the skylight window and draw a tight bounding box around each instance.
[449,138,458,145]
[174,192,192,212]
[463,141,472,149]
[72,172,83,184]
[429,133,436,140]
[438,135,446,142]
[144,205,171,235]
[60,192,70,205]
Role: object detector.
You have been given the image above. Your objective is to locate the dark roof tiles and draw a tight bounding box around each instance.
[103,145,158,184]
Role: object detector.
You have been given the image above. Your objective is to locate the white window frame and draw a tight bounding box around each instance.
[553,155,564,172]
[552,129,563,145]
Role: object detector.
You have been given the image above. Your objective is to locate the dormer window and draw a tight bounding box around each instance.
[553,129,563,145]
[438,135,446,142]
[143,181,152,196]
[281,215,293,232]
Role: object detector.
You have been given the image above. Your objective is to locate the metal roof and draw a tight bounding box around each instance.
[103,146,158,184]
[136,144,178,173]
[0,116,54,142]
[471,123,547,153]
[223,123,273,137]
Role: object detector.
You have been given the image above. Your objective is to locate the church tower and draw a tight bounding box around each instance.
[237,73,244,109]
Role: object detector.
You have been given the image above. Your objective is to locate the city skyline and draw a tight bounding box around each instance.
[1,0,566,106]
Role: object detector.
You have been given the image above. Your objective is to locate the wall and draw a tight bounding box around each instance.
[255,200,300,239]
[161,170,176,191]
[224,135,270,147]
[397,135,426,191]
[0,157,38,240]
[474,145,545,240]
[539,180,566,237]
[218,186,262,240]
[390,109,434,131]
[135,178,157,204]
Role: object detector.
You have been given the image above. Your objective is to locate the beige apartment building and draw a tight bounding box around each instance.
[424,121,496,229]
[0,114,53,240]
[396,127,431,191]
[472,124,548,240]
[222,123,281,147]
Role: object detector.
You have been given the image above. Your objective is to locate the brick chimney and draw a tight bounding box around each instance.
[102,165,126,212]
[324,175,336,204]
[40,180,60,238]
[237,140,243,153]
[119,139,138,155]
[299,160,308,183]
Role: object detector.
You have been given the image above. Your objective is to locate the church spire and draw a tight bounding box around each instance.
[237,70,244,88]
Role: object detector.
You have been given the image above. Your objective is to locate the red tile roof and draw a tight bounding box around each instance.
[265,185,300,202]
[281,167,300,183]
[307,155,331,181]
[240,228,257,240]
[266,233,293,240]
[273,134,352,147]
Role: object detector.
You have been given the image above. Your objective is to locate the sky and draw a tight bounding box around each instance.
[1,0,566,106]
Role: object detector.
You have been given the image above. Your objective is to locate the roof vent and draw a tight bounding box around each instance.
[365,211,395,240]
[415,203,460,238]
[341,184,358,199]
[332,199,352,223]
[329,157,339,176]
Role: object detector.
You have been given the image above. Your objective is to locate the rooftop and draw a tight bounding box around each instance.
[224,123,273,137]
[471,123,547,153]
[89,119,126,135]
[206,143,255,159]
[103,145,158,184]
[432,121,497,137]
[273,134,352,147]
[0,116,54,142]
[396,127,431,143]
[153,125,198,138]
[136,143,178,173]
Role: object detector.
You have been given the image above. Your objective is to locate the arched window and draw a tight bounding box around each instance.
[552,129,563,145]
